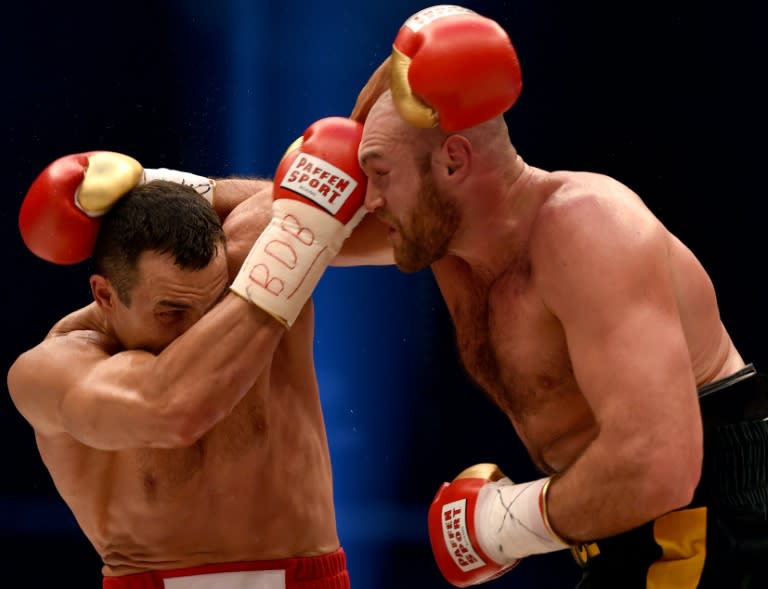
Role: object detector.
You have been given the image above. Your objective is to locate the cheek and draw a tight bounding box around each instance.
[386,179,417,215]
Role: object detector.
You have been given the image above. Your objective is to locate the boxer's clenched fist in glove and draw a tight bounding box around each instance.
[429,464,569,587]
[19,151,215,264]
[230,116,368,328]
[391,4,522,131]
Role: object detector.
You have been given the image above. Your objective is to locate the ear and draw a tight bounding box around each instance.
[90,274,116,311]
[438,135,472,182]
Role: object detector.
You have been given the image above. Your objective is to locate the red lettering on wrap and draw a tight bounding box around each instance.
[248,264,284,295]
[264,240,297,270]
[280,213,314,246]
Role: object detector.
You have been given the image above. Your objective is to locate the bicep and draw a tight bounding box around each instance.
[7,334,156,447]
[564,287,696,428]
[213,178,273,221]
[537,203,698,435]
[7,335,111,437]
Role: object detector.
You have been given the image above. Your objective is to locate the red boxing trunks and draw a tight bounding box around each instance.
[103,548,350,589]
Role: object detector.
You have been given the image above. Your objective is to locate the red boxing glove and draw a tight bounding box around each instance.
[429,464,519,587]
[429,464,568,587]
[272,117,366,225]
[230,117,368,327]
[19,152,142,265]
[391,5,522,131]
[19,151,216,265]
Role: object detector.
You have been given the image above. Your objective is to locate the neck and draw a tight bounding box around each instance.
[447,157,542,281]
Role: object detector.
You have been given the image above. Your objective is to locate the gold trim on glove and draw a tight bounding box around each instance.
[390,47,439,129]
[541,476,572,546]
[454,463,506,482]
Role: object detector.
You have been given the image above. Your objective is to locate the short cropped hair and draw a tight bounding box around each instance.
[92,180,225,305]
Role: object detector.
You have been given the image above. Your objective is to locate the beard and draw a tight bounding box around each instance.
[390,169,461,273]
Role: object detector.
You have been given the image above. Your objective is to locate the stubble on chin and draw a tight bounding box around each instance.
[394,177,460,273]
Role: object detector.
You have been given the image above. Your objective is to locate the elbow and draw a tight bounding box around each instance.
[642,439,703,515]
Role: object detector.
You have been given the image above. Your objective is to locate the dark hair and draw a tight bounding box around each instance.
[92,180,225,305]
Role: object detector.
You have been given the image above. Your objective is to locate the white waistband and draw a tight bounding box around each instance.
[164,569,285,589]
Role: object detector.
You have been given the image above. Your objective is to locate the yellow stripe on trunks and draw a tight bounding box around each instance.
[647,507,707,588]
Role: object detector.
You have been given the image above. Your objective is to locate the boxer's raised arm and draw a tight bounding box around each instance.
[7,294,283,450]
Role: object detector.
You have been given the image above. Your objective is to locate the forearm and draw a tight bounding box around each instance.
[211,177,272,220]
[545,432,701,543]
[333,213,394,267]
[142,294,283,444]
[65,296,284,450]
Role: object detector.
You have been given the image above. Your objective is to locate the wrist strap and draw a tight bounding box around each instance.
[475,477,569,563]
[142,168,216,206]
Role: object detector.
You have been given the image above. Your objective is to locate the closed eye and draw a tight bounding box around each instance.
[370,170,389,185]
[156,309,186,325]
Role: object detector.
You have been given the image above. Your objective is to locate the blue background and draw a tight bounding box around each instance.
[2,1,766,587]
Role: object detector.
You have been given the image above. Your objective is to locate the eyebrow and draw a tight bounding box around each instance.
[156,300,191,310]
[155,285,230,313]
[359,150,383,168]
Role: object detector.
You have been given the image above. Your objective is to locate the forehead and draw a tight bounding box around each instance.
[360,100,413,164]
[133,248,226,295]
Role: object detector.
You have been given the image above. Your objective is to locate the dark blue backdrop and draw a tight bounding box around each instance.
[2,1,766,588]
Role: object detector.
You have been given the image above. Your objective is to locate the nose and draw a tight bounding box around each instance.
[364,186,384,212]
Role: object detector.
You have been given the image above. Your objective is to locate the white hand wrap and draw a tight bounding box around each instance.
[229,199,347,328]
[142,168,216,206]
[475,477,568,563]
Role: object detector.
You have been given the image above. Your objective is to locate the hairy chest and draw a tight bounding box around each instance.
[435,260,577,420]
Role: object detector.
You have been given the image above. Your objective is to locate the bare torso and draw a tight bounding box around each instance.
[432,167,744,474]
[31,191,338,575]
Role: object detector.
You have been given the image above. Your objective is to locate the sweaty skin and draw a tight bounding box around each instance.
[357,91,745,543]
[7,180,339,575]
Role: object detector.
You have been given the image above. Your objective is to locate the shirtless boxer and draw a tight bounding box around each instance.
[6,116,382,588]
[354,5,768,587]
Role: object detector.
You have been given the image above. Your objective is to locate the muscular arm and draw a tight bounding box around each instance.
[533,181,703,542]
[211,177,272,221]
[215,58,396,268]
[331,56,395,267]
[210,58,395,268]
[349,56,391,124]
[8,296,284,451]
[218,169,394,269]
[333,213,394,266]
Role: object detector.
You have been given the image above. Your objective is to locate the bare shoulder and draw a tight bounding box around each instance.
[531,171,667,292]
[17,303,116,374]
[545,170,642,206]
[48,302,105,335]
[8,306,115,435]
[534,171,658,248]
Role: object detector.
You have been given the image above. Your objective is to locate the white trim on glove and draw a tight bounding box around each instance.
[142,168,216,206]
